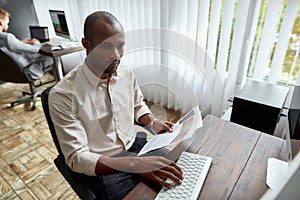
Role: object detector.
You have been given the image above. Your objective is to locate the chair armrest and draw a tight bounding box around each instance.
[54,155,96,200]
[135,122,157,135]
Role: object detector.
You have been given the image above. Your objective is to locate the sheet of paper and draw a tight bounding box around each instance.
[137,106,202,156]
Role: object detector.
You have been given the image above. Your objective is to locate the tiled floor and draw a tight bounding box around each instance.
[0,74,181,199]
[0,75,79,199]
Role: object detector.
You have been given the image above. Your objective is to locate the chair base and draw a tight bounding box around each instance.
[9,79,55,110]
[10,95,36,110]
[10,89,43,110]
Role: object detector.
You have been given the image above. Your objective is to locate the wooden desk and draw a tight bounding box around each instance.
[39,45,84,81]
[124,115,296,200]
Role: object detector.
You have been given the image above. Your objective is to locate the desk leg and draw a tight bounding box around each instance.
[52,56,64,81]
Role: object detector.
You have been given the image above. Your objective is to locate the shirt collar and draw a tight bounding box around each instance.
[82,59,125,88]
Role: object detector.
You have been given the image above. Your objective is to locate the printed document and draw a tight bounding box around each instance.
[137,106,202,156]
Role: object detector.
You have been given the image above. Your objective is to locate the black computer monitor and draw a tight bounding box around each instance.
[49,10,70,40]
[29,26,50,42]
[288,86,300,139]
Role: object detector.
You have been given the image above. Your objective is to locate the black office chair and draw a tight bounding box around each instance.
[0,47,54,110]
[41,86,96,200]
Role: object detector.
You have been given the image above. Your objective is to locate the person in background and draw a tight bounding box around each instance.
[0,8,53,80]
[49,11,183,199]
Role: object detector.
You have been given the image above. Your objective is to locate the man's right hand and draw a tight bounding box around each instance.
[97,156,183,188]
[137,156,183,188]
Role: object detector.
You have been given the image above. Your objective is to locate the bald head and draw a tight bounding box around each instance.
[82,11,124,55]
[84,11,123,43]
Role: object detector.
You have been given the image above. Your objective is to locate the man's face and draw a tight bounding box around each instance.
[90,33,125,75]
[84,20,125,77]
[0,16,9,32]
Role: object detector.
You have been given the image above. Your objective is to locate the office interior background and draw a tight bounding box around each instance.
[2,0,300,117]
[0,0,300,199]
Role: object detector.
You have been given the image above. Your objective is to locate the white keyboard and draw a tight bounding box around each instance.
[155,151,212,200]
[44,38,81,48]
[44,37,68,46]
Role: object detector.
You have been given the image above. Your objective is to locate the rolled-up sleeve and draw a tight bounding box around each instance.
[49,89,100,176]
[133,74,151,122]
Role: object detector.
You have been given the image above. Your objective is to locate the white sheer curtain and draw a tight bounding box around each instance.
[32,0,300,117]
[32,0,226,117]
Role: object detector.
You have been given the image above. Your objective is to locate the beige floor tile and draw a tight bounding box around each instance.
[0,190,20,200]
[0,174,12,196]
[11,179,28,195]
[18,189,38,200]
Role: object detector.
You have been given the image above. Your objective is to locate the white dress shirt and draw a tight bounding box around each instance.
[49,61,151,175]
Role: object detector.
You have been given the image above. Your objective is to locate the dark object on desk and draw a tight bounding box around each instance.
[29,26,50,42]
[289,86,300,139]
[41,87,96,200]
[230,80,290,135]
[0,47,54,110]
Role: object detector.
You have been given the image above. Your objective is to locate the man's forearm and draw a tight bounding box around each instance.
[95,156,142,175]
[95,156,132,175]
[138,113,155,127]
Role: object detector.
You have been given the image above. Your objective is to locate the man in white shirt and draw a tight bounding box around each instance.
[49,11,183,199]
[0,8,53,80]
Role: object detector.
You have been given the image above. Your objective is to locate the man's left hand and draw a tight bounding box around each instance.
[152,120,173,134]
[22,38,40,44]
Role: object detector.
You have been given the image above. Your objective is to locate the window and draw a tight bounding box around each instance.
[247,0,300,85]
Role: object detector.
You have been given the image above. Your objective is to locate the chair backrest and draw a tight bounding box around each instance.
[41,86,64,156]
[0,47,29,83]
[41,86,96,200]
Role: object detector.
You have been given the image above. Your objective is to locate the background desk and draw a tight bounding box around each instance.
[39,45,84,81]
[124,115,298,200]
